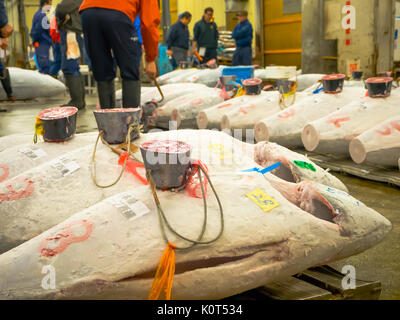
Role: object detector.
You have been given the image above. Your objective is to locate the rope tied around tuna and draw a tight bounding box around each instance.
[91,122,141,188]
[147,165,224,300]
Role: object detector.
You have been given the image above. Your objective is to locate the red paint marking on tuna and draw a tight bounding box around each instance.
[375,125,391,136]
[0,178,34,201]
[327,117,350,128]
[278,109,296,119]
[390,121,400,131]
[0,164,9,183]
[190,98,203,106]
[239,104,255,115]
[39,220,93,257]
[217,103,233,109]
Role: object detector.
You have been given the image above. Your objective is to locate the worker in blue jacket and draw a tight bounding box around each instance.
[30,0,53,74]
[0,0,16,104]
[231,10,253,66]
[166,11,191,70]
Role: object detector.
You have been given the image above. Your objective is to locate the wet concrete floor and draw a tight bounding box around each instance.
[0,95,399,299]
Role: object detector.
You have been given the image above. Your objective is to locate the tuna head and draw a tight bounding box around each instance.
[266,174,392,263]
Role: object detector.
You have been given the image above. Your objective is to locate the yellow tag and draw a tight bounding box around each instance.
[246,189,279,212]
[209,144,232,160]
[35,116,44,136]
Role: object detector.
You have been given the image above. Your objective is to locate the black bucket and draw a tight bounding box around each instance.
[94,108,141,144]
[322,74,345,93]
[140,140,192,189]
[377,71,392,78]
[352,71,363,81]
[276,79,296,94]
[242,78,262,95]
[366,77,393,98]
[38,106,78,142]
[141,101,158,132]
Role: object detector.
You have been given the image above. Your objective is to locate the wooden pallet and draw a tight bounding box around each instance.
[293,148,400,188]
[226,265,381,300]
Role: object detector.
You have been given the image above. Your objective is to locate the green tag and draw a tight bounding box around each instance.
[294,161,316,172]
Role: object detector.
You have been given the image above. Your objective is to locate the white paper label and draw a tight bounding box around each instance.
[198,47,206,57]
[52,156,80,176]
[19,147,47,160]
[108,192,151,221]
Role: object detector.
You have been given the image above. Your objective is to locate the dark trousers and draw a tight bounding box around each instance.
[80,8,142,82]
[232,46,252,66]
[203,48,217,63]
[49,42,61,77]
[35,43,51,74]
[60,29,84,76]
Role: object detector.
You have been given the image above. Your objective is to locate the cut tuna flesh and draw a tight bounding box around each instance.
[302,89,400,154]
[349,116,400,167]
[254,141,347,191]
[254,87,366,147]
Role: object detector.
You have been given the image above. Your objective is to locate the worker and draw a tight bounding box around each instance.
[0,0,15,105]
[49,15,61,78]
[30,0,53,74]
[79,0,160,109]
[193,7,219,63]
[56,0,86,110]
[231,10,253,66]
[166,11,192,70]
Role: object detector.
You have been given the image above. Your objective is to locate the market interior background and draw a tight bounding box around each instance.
[1,0,400,300]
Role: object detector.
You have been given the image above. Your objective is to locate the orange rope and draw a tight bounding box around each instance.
[148,242,177,300]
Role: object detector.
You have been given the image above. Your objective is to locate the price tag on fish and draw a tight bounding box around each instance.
[246,189,280,213]
[108,192,150,221]
[52,156,80,177]
[19,146,47,160]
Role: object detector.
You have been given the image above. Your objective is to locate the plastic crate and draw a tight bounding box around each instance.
[221,66,255,84]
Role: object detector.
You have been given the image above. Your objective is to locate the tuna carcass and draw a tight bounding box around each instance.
[302,89,400,154]
[0,130,349,254]
[197,92,285,130]
[220,92,282,132]
[254,87,366,147]
[156,89,224,129]
[0,68,66,101]
[184,67,224,87]
[0,132,98,181]
[0,134,35,152]
[349,116,400,167]
[156,68,202,85]
[0,130,391,299]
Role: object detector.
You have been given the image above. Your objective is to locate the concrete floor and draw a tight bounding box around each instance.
[0,95,399,299]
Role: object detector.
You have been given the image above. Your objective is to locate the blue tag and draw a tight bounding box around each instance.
[313,87,324,94]
[242,162,281,175]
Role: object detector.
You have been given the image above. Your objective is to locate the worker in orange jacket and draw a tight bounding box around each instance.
[79,0,160,109]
